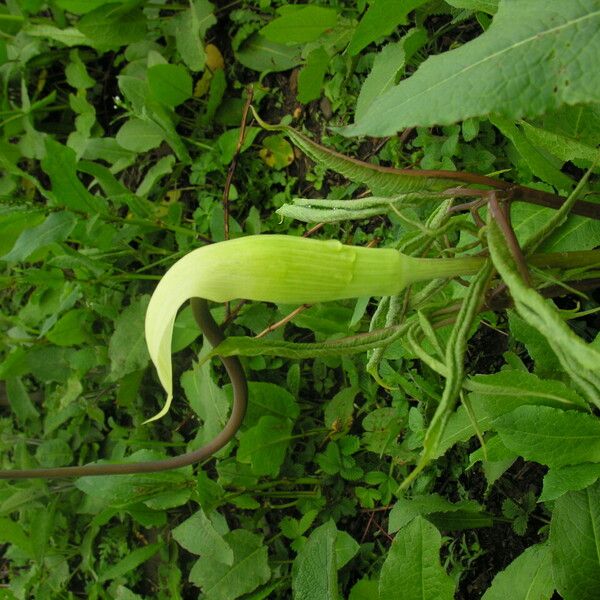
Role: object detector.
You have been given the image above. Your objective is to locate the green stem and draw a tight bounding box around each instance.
[407,249,600,285]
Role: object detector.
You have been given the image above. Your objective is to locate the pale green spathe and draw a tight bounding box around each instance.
[145,235,482,421]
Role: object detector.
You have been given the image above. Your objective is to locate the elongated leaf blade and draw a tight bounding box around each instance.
[550,481,600,600]
[346,0,600,135]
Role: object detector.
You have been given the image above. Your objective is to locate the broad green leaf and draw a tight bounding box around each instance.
[511,202,600,257]
[237,415,293,477]
[346,0,600,135]
[550,481,600,600]
[292,521,338,600]
[108,295,150,382]
[259,134,294,169]
[77,4,147,52]
[253,114,456,193]
[388,493,487,533]
[147,64,193,108]
[356,41,405,122]
[116,118,166,153]
[0,207,44,256]
[98,543,162,583]
[346,0,428,56]
[35,439,73,468]
[540,464,600,502]
[297,46,329,104]
[41,138,107,214]
[46,309,89,346]
[235,33,302,73]
[189,530,270,599]
[261,6,338,44]
[379,516,454,600]
[1,211,77,262]
[349,579,379,600]
[495,405,600,468]
[171,0,215,71]
[75,453,192,508]
[65,49,95,89]
[0,518,32,557]
[172,509,233,565]
[324,387,357,431]
[481,543,554,600]
[243,381,299,426]
[334,530,359,569]
[181,354,230,447]
[436,370,587,457]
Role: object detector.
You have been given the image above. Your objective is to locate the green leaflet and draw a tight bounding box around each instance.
[189,529,270,599]
[495,405,600,468]
[379,517,454,600]
[252,110,455,194]
[346,0,600,135]
[481,543,554,600]
[487,218,600,406]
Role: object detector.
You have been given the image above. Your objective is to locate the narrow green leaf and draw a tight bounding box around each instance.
[346,0,600,135]
[189,530,270,599]
[98,543,162,583]
[108,295,150,382]
[521,120,600,165]
[171,0,215,71]
[379,517,454,600]
[481,543,554,600]
[253,113,455,193]
[488,217,600,404]
[208,322,411,361]
[1,211,76,262]
[550,481,600,600]
[5,377,38,422]
[388,494,487,533]
[347,0,428,56]
[490,115,573,190]
[297,46,328,104]
[445,0,498,14]
[356,41,405,122]
[495,405,600,468]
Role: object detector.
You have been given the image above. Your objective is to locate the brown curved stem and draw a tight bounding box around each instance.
[0,298,247,479]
